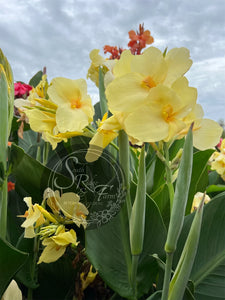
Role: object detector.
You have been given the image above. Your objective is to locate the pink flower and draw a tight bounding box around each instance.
[14,82,32,98]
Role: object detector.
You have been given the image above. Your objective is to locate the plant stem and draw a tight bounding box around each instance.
[131,255,139,298]
[118,130,131,218]
[161,252,174,300]
[0,180,8,239]
[118,130,132,283]
[164,143,174,213]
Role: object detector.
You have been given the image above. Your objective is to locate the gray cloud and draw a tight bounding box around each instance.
[0,0,224,121]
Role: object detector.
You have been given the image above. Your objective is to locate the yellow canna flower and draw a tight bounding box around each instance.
[211,152,225,181]
[87,49,116,87]
[191,192,211,213]
[37,229,78,264]
[85,113,122,162]
[44,188,89,228]
[106,46,192,114]
[19,197,46,238]
[178,104,223,150]
[122,78,197,143]
[47,77,94,133]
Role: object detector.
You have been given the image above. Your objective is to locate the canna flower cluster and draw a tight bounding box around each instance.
[18,188,88,264]
[210,138,225,181]
[86,45,223,162]
[15,75,94,149]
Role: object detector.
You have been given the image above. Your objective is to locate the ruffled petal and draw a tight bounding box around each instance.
[132,47,167,84]
[124,105,169,142]
[106,72,148,113]
[164,47,192,86]
[193,119,223,150]
[48,78,88,106]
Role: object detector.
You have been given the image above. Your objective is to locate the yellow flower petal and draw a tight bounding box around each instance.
[164,47,192,86]
[131,47,167,84]
[106,72,149,113]
[25,108,56,133]
[52,229,78,246]
[56,105,89,132]
[192,119,223,150]
[124,105,169,142]
[48,77,87,106]
[37,239,66,264]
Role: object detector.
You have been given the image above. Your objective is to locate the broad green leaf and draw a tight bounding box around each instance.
[15,234,38,289]
[85,210,133,298]
[174,192,225,299]
[29,70,43,87]
[9,144,72,203]
[185,149,214,214]
[9,143,52,202]
[86,195,167,298]
[18,130,40,154]
[33,255,76,300]
[0,238,28,297]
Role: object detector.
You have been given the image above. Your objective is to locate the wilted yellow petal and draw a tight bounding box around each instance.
[37,239,66,264]
[52,229,78,246]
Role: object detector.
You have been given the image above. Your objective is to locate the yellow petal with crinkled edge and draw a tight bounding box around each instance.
[106,72,149,113]
[192,119,223,150]
[131,47,167,84]
[25,108,56,133]
[37,239,66,264]
[113,50,133,77]
[164,47,193,86]
[52,229,78,246]
[89,49,105,65]
[48,77,88,106]
[124,105,169,142]
[171,77,197,113]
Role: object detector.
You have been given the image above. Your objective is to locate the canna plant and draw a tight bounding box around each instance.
[0,24,225,300]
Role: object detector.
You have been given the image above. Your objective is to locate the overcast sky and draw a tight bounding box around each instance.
[0,0,225,121]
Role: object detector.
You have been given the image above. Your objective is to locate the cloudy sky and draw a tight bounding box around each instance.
[1,0,225,121]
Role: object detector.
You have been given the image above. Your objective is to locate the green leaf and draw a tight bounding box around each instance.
[29,70,43,87]
[206,184,225,194]
[9,144,72,203]
[86,195,167,298]
[185,149,214,214]
[0,237,28,297]
[174,192,225,299]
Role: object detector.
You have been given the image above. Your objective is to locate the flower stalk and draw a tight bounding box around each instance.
[162,126,193,300]
[129,144,146,295]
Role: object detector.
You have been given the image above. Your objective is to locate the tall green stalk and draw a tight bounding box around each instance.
[129,144,146,297]
[0,67,9,240]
